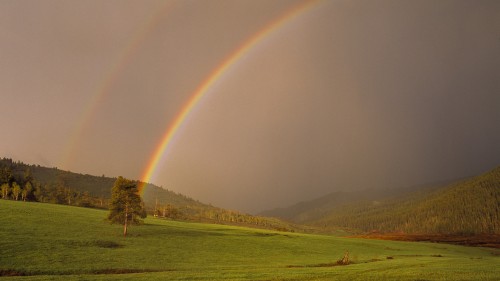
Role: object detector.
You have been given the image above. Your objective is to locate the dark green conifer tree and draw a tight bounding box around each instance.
[108,176,146,236]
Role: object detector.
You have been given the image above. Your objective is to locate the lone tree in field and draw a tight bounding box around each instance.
[108,176,146,236]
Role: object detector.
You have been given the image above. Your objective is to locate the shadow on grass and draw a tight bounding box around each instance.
[93,240,123,248]
[143,222,295,238]
[65,239,124,249]
[0,269,25,276]
[91,268,167,275]
[286,262,354,268]
[285,253,448,269]
[0,268,169,277]
[286,260,358,269]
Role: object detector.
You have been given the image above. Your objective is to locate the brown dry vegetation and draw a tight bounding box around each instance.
[353,233,500,248]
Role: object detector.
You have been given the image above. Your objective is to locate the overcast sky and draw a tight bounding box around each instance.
[1,0,499,213]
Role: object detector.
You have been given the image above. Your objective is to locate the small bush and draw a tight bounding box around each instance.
[337,250,350,265]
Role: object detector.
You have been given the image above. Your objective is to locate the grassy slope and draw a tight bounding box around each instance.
[1,200,499,280]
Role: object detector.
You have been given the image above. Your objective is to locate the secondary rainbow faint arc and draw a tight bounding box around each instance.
[139,0,321,193]
[60,1,176,169]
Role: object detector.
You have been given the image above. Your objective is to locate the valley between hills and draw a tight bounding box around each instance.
[2,157,499,238]
[1,157,499,280]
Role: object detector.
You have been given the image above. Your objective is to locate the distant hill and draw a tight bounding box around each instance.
[260,182,449,224]
[0,157,304,232]
[263,167,500,235]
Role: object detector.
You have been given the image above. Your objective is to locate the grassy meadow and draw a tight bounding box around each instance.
[1,200,499,280]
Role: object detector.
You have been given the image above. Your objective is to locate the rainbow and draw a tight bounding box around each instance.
[60,1,176,169]
[139,0,321,193]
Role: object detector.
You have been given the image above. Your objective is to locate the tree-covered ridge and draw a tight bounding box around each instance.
[259,186,439,224]
[0,158,204,209]
[0,158,107,207]
[0,158,301,232]
[312,166,500,234]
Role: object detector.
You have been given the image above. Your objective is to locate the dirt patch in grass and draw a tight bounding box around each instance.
[490,249,500,256]
[353,234,500,248]
[0,269,26,276]
[253,232,280,237]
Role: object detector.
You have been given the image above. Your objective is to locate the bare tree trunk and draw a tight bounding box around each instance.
[154,197,158,217]
[124,203,128,237]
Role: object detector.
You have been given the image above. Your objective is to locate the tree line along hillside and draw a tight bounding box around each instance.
[0,158,207,209]
[139,183,304,232]
[311,166,500,235]
[0,158,302,232]
[0,158,110,207]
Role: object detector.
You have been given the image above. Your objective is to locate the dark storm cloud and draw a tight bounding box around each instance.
[1,0,498,212]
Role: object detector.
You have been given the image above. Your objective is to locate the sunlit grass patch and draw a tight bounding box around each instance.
[1,200,499,280]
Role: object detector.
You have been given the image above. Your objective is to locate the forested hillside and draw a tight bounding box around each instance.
[309,167,500,234]
[0,158,109,207]
[0,157,224,211]
[0,158,300,232]
[259,185,443,224]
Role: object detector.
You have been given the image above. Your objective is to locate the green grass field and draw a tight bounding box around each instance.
[1,200,499,280]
